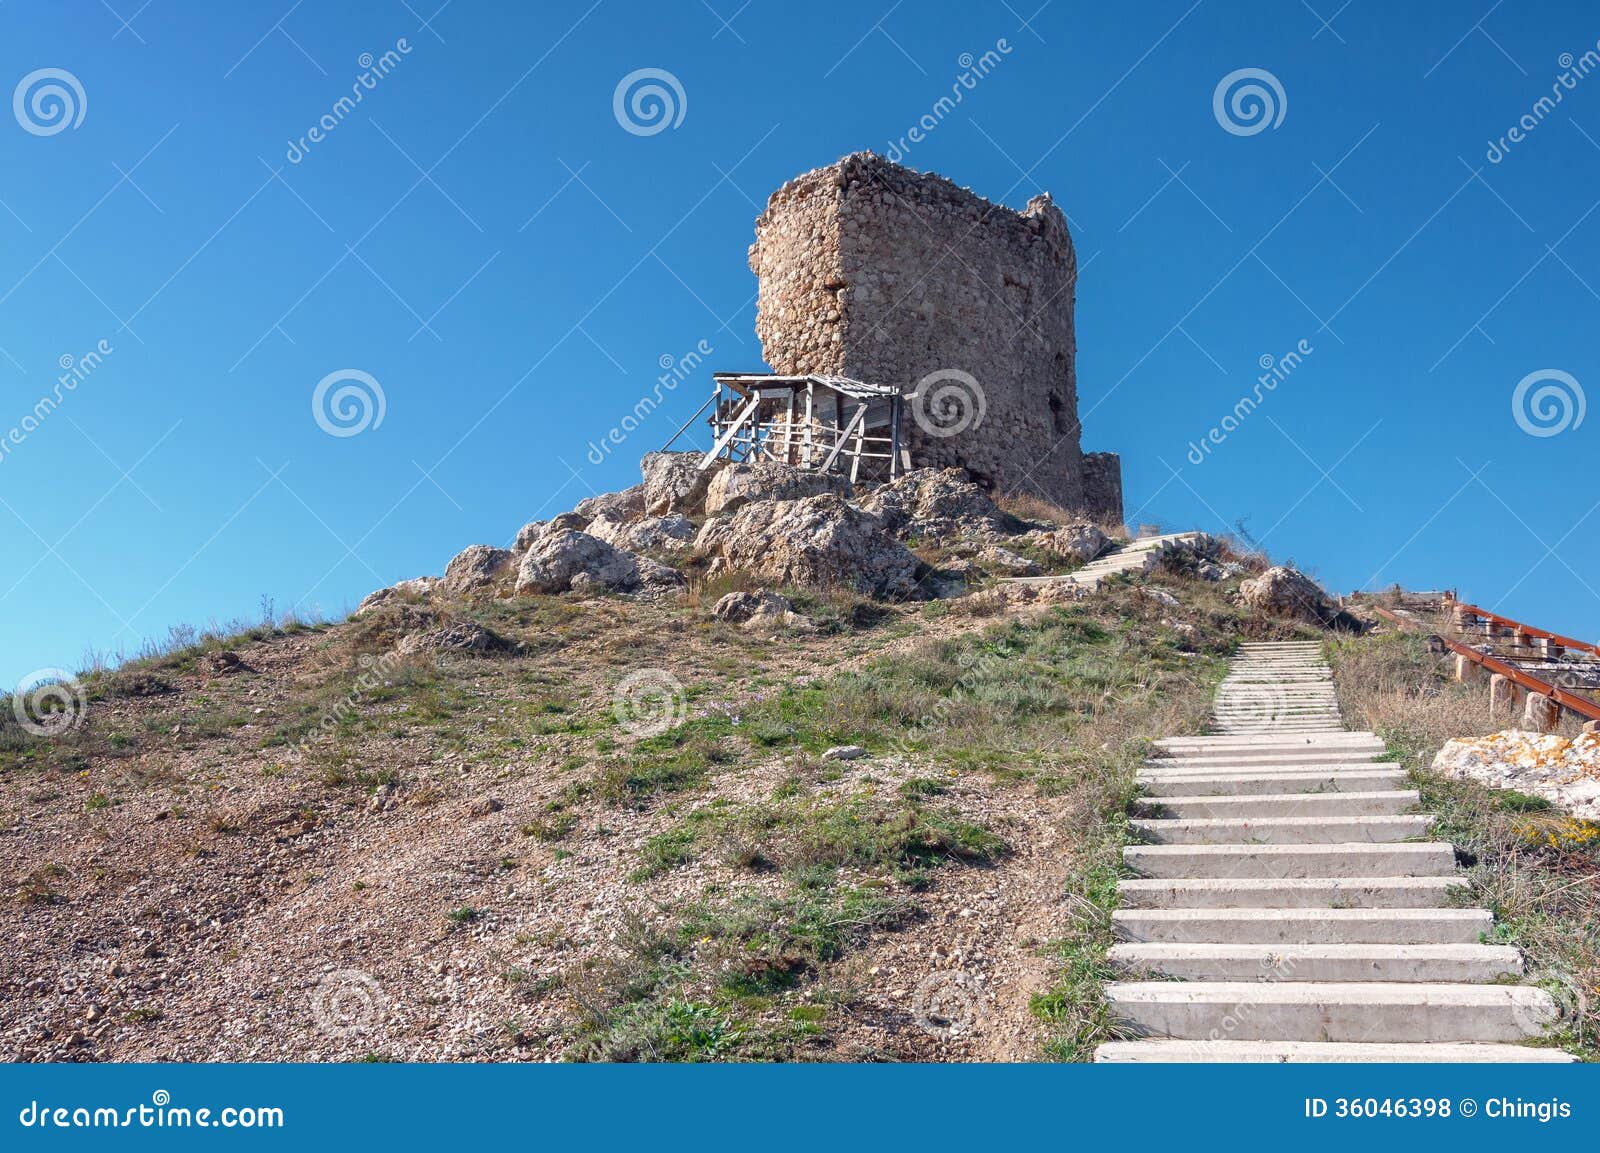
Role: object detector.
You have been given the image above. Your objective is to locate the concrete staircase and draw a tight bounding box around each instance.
[1095,640,1574,1063]
[1002,532,1209,592]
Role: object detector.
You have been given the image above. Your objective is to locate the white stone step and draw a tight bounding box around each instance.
[1131,814,1435,844]
[1107,942,1522,982]
[1112,907,1493,945]
[1149,751,1387,769]
[1105,981,1558,1043]
[1124,842,1457,879]
[1157,730,1377,745]
[1094,1039,1575,1063]
[1136,790,1419,819]
[1136,768,1408,796]
[1116,876,1469,909]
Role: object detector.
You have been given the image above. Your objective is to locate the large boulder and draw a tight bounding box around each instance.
[397,621,516,656]
[711,589,811,633]
[575,485,645,524]
[695,494,921,599]
[439,545,514,596]
[640,451,718,516]
[513,512,587,553]
[859,468,1021,541]
[1025,523,1109,564]
[515,529,682,595]
[587,512,697,554]
[355,576,438,615]
[1240,566,1335,623]
[703,460,852,517]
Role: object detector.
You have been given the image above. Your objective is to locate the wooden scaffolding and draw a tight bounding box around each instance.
[663,373,912,482]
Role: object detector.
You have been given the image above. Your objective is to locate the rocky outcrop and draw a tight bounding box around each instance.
[1239,566,1336,624]
[640,451,718,517]
[514,513,588,553]
[355,577,438,615]
[587,513,696,554]
[711,589,810,633]
[575,485,645,524]
[695,494,921,599]
[703,460,851,517]
[397,621,516,656]
[859,468,1021,541]
[439,545,513,596]
[515,529,682,596]
[1434,730,1600,819]
[1025,523,1109,564]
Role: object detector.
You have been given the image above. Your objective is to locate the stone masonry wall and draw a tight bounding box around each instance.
[749,152,1120,519]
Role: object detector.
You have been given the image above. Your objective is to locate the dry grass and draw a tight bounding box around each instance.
[1329,626,1599,1060]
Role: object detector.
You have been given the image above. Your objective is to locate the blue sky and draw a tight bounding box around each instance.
[2,0,1597,686]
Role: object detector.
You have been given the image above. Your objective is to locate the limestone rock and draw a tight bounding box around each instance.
[703,460,851,517]
[574,485,645,524]
[710,589,812,633]
[397,622,516,656]
[1240,566,1335,623]
[822,745,867,762]
[1433,730,1600,819]
[860,468,1021,541]
[513,513,588,554]
[641,451,718,516]
[515,529,682,596]
[1025,523,1109,564]
[355,577,438,615]
[439,545,513,596]
[976,545,1039,576]
[695,494,921,599]
[587,513,697,554]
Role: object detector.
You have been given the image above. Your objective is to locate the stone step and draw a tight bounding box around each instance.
[1136,790,1420,819]
[1116,876,1469,909]
[1131,814,1435,845]
[1155,731,1378,748]
[1136,768,1408,796]
[1124,842,1458,879]
[1094,1039,1575,1063]
[1158,729,1382,745]
[1149,751,1387,769]
[1107,942,1522,982]
[1111,907,1493,945]
[1104,981,1558,1043]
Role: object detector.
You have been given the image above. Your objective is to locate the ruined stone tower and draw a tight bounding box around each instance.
[748,152,1121,521]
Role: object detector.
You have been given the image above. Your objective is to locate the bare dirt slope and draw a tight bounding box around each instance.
[2,571,1265,1063]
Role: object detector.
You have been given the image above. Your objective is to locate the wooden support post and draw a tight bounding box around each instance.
[700,394,763,470]
[848,403,868,484]
[802,381,815,469]
[820,404,868,474]
[889,395,902,479]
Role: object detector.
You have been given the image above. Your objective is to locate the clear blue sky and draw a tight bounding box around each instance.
[3,0,1597,687]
